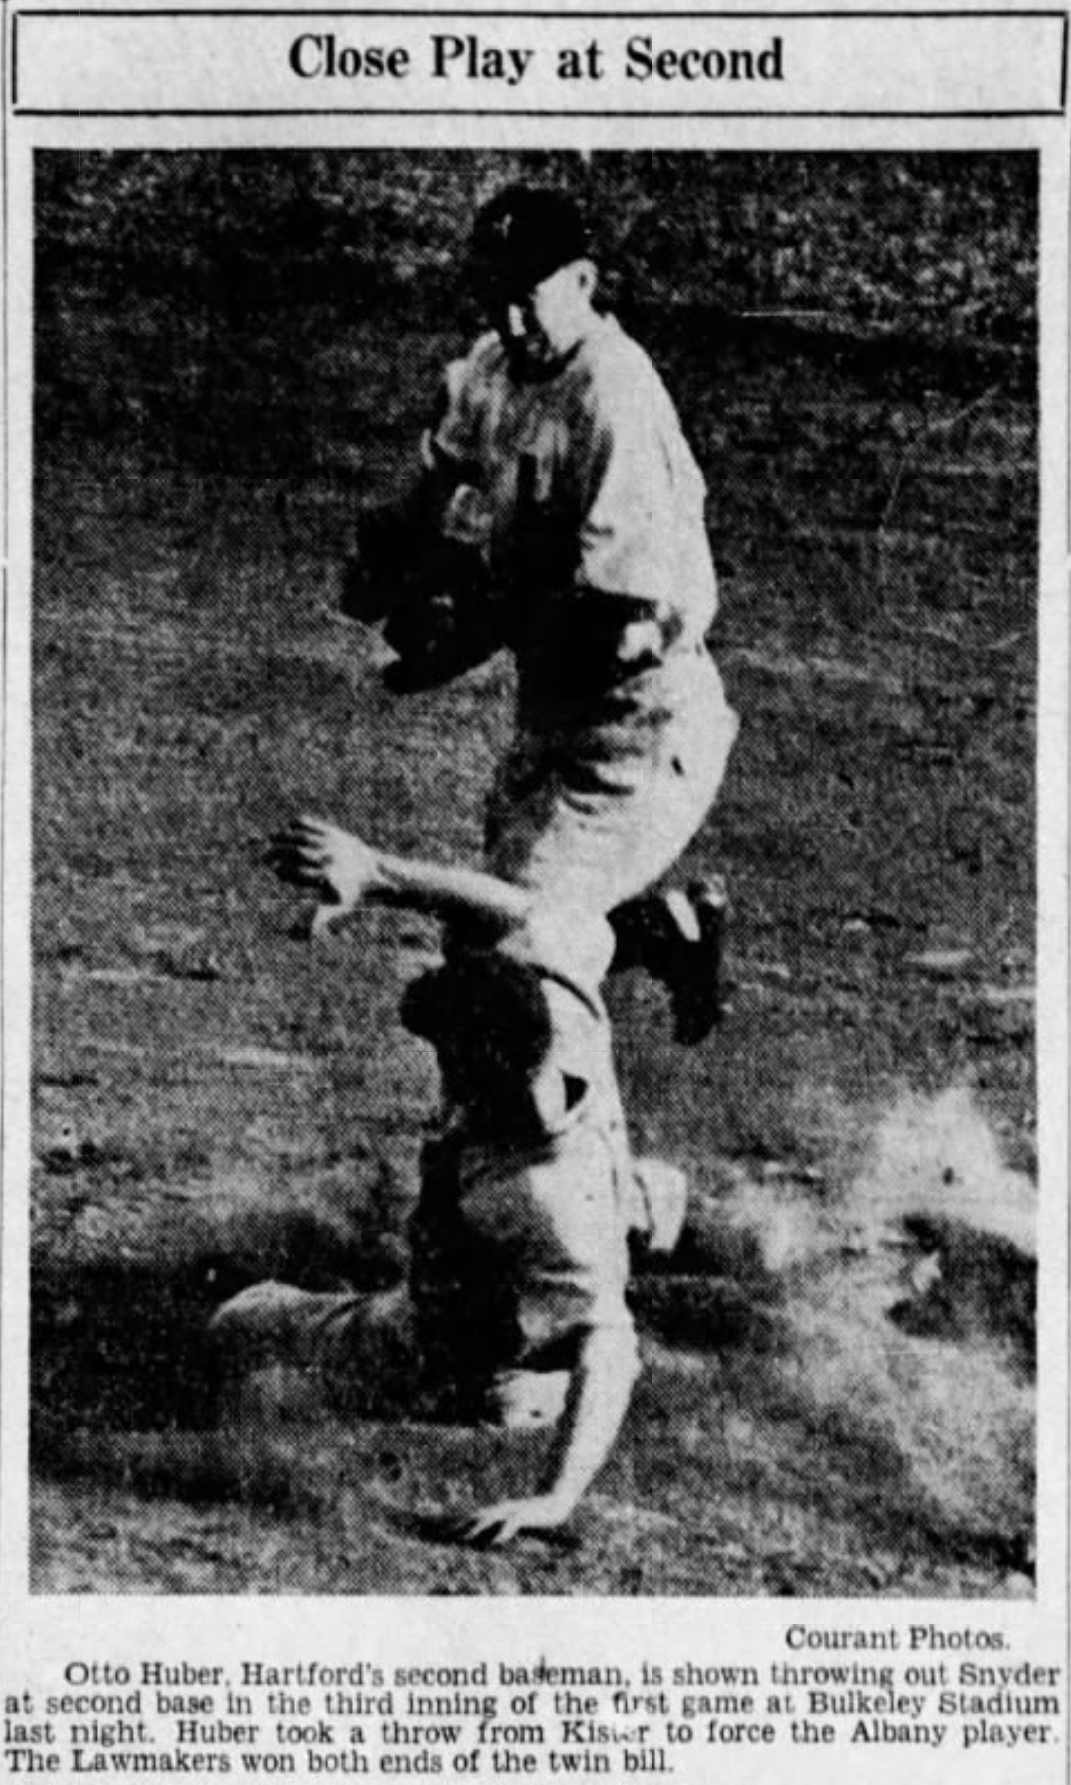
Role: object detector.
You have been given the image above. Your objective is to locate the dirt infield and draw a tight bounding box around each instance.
[30,159,1036,1593]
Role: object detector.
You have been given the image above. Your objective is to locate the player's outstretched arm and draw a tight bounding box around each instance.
[268,815,534,939]
[267,817,386,937]
[456,1326,640,1546]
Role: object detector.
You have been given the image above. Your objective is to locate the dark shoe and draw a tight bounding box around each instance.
[663,877,730,1046]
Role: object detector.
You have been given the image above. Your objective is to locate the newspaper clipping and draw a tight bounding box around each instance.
[1,2,1068,1781]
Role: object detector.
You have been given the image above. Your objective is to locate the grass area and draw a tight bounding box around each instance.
[31,295,1036,1593]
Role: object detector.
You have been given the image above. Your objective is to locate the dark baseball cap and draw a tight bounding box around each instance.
[470,186,593,298]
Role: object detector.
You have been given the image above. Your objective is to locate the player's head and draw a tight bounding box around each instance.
[401,951,554,1112]
[470,186,597,373]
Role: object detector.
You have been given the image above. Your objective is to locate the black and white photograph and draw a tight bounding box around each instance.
[25,146,1044,1598]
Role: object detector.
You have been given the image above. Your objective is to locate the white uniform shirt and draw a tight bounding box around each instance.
[430,315,717,650]
[414,929,639,1377]
[457,1097,634,1367]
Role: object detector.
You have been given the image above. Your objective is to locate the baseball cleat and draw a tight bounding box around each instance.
[661,877,730,1047]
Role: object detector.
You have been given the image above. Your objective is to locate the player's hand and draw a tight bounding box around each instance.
[266,815,383,937]
[616,617,663,667]
[451,1493,574,1547]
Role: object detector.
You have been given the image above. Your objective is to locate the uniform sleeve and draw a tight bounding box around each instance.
[572,357,718,628]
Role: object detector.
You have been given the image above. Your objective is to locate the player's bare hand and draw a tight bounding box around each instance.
[266,816,383,937]
[451,1493,573,1547]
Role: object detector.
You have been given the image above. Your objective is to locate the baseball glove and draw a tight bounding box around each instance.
[338,503,417,626]
[340,507,503,692]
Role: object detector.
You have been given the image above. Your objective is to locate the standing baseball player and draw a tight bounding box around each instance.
[347,185,738,1043]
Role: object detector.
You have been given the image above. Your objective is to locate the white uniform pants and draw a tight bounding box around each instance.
[485,647,738,919]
